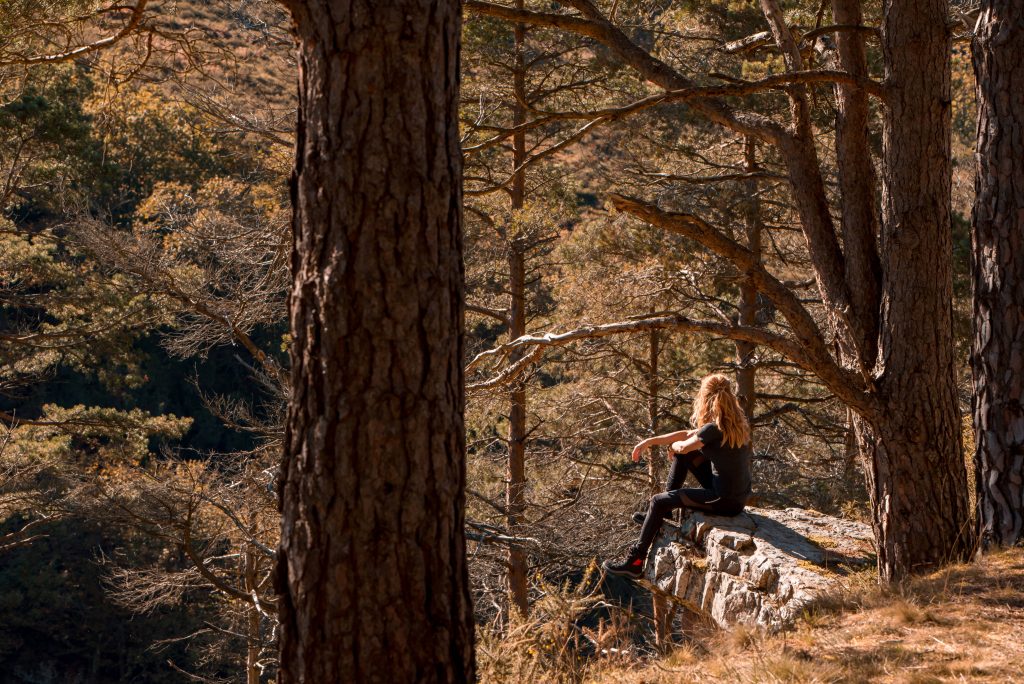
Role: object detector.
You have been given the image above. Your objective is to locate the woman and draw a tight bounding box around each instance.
[603,373,753,578]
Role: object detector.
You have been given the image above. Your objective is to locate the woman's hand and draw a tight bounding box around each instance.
[669,440,686,454]
[631,440,649,462]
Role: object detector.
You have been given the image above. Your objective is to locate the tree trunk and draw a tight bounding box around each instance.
[647,326,661,492]
[736,137,762,427]
[244,538,260,684]
[971,0,1024,548]
[864,0,973,581]
[831,0,881,365]
[505,2,530,618]
[506,247,528,618]
[275,2,475,681]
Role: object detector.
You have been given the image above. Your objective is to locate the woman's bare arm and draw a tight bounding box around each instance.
[631,428,696,462]
[645,428,696,447]
[669,434,705,455]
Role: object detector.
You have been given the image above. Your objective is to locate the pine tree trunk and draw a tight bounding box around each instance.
[505,2,530,618]
[275,1,475,681]
[736,137,761,427]
[647,327,662,492]
[864,0,973,581]
[971,0,1024,548]
[506,249,528,617]
[244,539,260,684]
[831,0,881,364]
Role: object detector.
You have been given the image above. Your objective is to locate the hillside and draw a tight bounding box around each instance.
[588,548,1024,683]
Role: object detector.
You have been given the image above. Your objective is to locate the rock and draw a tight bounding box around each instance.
[645,507,874,635]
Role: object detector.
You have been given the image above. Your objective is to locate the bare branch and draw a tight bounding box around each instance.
[179,501,276,608]
[0,516,51,554]
[3,1,151,66]
[725,30,774,54]
[466,520,542,549]
[725,23,880,54]
[467,313,807,389]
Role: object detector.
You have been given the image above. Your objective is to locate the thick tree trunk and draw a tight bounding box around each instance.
[865,0,973,581]
[275,2,474,681]
[971,0,1024,548]
[505,3,530,618]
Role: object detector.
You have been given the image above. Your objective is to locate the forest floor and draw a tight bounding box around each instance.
[588,547,1024,683]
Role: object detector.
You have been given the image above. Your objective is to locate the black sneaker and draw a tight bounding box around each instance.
[602,544,646,578]
[631,510,647,526]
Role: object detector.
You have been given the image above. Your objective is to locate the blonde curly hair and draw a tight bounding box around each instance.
[689,373,751,448]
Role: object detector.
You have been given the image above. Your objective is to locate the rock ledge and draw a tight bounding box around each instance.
[646,507,874,634]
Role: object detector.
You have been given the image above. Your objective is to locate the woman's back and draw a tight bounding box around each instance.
[696,422,752,501]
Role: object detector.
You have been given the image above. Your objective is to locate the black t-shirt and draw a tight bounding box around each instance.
[696,422,753,501]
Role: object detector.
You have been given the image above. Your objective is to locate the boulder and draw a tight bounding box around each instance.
[645,507,874,636]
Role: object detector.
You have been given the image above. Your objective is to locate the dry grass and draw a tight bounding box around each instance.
[475,561,651,684]
[580,547,1024,683]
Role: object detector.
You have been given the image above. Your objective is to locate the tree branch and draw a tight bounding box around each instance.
[0,516,52,554]
[465,520,542,549]
[725,30,774,54]
[467,313,810,390]
[4,1,151,66]
[752,402,800,424]
[607,193,874,414]
[725,23,880,54]
[466,68,885,155]
[465,0,788,142]
[181,508,273,607]
[466,303,511,326]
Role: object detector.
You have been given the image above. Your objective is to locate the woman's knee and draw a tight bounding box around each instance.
[650,492,676,514]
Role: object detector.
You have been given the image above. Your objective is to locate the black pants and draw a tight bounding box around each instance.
[636,451,746,555]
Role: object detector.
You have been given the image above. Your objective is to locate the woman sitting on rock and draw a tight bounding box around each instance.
[603,372,753,578]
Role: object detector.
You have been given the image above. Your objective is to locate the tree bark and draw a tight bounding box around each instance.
[647,326,662,492]
[831,0,882,366]
[971,0,1024,548]
[505,1,530,618]
[864,0,973,581]
[275,1,475,681]
[506,248,528,618]
[736,137,762,427]
[244,538,260,684]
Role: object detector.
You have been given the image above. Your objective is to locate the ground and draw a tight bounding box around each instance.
[588,547,1024,683]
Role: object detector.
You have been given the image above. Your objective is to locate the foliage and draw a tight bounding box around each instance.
[0,5,289,680]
